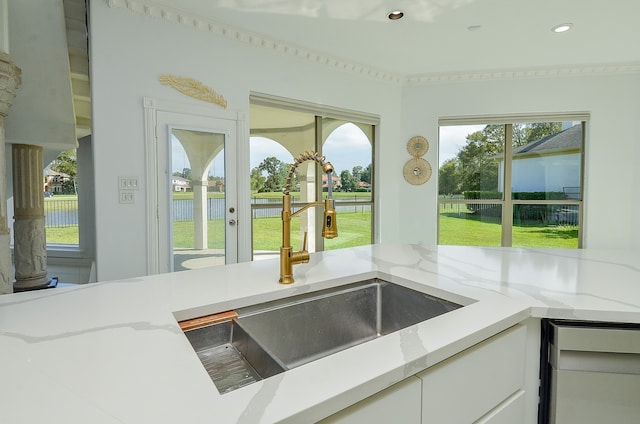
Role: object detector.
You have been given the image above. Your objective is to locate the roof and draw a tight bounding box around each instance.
[45,170,70,178]
[512,125,582,157]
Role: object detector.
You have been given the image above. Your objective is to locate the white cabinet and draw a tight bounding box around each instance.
[475,390,526,424]
[319,376,422,424]
[417,324,527,424]
[319,324,528,424]
[551,370,640,423]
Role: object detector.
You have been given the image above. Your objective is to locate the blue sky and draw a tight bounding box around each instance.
[438,124,483,167]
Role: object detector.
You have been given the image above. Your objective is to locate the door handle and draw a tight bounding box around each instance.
[228,219,236,226]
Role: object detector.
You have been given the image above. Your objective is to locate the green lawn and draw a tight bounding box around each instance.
[172,210,372,251]
[45,226,79,244]
[44,195,79,243]
[439,212,579,248]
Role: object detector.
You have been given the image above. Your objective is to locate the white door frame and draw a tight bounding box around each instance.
[143,98,248,275]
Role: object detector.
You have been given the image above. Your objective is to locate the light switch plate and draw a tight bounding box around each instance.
[118,176,139,190]
[119,191,135,204]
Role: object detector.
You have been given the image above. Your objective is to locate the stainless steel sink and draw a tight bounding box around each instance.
[183,319,286,394]
[183,278,462,394]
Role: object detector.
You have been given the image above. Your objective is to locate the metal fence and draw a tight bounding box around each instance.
[44,196,373,229]
[438,196,579,226]
[250,196,371,219]
[44,199,79,228]
[174,197,371,221]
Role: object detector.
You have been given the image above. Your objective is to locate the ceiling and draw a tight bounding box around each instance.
[5,0,638,154]
[5,0,89,157]
[155,0,640,76]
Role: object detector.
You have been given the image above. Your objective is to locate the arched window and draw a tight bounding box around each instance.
[249,96,376,260]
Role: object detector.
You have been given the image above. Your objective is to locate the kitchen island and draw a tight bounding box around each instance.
[1,244,639,423]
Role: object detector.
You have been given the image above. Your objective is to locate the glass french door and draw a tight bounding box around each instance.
[155,111,238,272]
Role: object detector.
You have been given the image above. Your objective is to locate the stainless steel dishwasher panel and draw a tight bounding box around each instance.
[547,321,640,424]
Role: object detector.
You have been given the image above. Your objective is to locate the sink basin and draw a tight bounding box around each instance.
[183,319,286,394]
[182,278,462,393]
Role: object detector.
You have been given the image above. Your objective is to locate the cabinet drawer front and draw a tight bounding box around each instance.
[475,390,525,424]
[319,376,422,424]
[551,370,640,424]
[418,324,526,424]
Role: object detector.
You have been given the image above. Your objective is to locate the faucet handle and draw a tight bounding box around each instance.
[302,231,308,252]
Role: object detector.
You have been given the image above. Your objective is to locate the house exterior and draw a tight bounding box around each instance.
[321,173,342,190]
[498,125,582,195]
[207,179,225,192]
[171,176,190,192]
[358,181,372,191]
[43,170,71,194]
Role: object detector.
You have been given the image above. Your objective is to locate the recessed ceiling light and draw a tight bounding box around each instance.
[552,23,573,33]
[387,10,404,20]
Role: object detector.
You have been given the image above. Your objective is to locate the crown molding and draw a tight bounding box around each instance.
[104,0,404,83]
[405,62,640,84]
[105,0,640,85]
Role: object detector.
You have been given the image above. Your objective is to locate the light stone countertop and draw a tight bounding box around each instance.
[1,244,639,423]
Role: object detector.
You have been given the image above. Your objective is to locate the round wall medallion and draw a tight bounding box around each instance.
[403,157,432,185]
[407,136,429,157]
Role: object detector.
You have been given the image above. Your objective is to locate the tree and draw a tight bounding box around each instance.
[250,168,265,192]
[360,163,372,184]
[442,123,565,195]
[50,149,78,194]
[256,157,290,192]
[457,130,500,192]
[181,167,192,180]
[438,158,461,195]
[523,122,562,144]
[339,169,357,192]
[352,165,363,182]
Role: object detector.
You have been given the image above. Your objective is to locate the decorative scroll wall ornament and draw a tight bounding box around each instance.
[158,74,228,108]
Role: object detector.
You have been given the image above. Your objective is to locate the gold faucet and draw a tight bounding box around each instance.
[279,151,338,284]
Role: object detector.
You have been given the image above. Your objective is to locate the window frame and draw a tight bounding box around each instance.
[437,114,588,248]
[249,93,378,256]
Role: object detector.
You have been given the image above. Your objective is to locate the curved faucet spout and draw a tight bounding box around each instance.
[279,151,338,284]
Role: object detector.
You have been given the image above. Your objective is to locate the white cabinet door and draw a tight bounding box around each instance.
[417,324,527,424]
[475,390,526,424]
[319,376,422,424]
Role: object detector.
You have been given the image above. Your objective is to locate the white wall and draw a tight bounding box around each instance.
[400,73,640,249]
[501,154,582,193]
[89,2,402,281]
[5,0,77,151]
[90,3,640,282]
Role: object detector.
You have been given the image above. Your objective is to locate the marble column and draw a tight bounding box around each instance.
[12,144,50,291]
[0,52,21,294]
